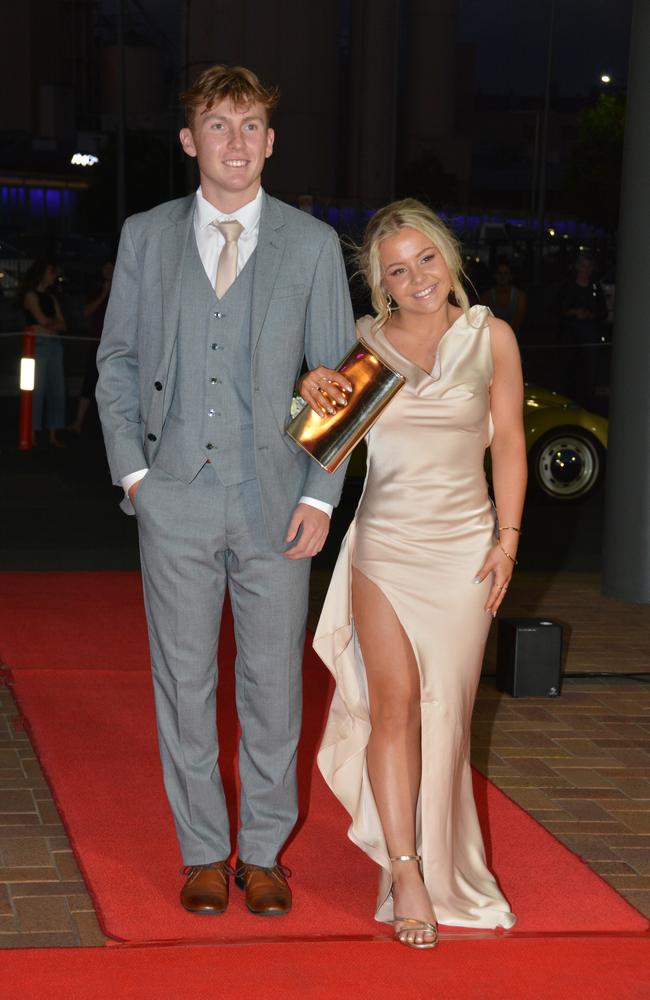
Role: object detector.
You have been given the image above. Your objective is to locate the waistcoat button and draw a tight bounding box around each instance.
[154,381,162,391]
[147,432,157,442]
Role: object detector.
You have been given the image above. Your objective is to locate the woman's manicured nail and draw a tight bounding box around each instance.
[472,576,481,584]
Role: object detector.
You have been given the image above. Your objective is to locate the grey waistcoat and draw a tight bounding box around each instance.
[155,231,257,486]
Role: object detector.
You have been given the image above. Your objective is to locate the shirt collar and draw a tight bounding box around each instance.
[195,186,263,236]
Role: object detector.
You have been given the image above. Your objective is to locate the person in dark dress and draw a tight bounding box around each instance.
[480,257,527,335]
[70,260,114,434]
[21,260,67,447]
[557,253,607,406]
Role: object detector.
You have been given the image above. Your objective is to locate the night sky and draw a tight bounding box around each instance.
[111,0,634,98]
[458,0,632,96]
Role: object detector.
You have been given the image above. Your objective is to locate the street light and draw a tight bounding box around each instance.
[70,153,99,167]
[600,73,612,84]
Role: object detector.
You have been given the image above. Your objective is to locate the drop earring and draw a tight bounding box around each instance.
[386,292,394,319]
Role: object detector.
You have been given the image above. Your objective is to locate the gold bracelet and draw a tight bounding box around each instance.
[499,526,521,534]
[498,542,518,565]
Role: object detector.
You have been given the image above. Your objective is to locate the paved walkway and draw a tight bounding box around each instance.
[1,573,649,947]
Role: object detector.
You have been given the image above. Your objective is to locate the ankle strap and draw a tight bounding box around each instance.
[389,854,421,863]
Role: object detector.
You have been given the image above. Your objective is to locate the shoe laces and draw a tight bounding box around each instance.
[235,861,292,882]
[180,861,234,877]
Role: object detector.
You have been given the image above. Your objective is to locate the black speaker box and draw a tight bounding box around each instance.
[496,618,563,697]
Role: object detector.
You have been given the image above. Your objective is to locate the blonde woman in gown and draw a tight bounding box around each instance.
[300,200,527,949]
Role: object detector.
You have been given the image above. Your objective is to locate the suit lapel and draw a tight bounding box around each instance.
[250,194,286,356]
[160,196,194,359]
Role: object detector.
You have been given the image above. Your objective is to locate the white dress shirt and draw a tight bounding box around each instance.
[122,186,332,518]
[194,184,262,281]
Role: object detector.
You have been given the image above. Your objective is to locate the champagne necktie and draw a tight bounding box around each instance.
[212,219,244,298]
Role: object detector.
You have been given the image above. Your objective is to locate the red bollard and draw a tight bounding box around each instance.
[19,327,36,450]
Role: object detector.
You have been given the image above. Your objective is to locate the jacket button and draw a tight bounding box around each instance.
[154,381,163,391]
[147,433,157,442]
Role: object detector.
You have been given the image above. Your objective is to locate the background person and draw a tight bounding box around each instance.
[557,252,608,406]
[307,200,526,949]
[70,260,114,435]
[21,260,67,447]
[480,256,527,334]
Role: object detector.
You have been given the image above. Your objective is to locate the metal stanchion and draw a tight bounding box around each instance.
[19,326,36,450]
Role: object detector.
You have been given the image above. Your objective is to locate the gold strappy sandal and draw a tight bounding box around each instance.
[389,854,438,950]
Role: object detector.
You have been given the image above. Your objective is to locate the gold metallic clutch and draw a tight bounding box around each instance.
[286,338,406,472]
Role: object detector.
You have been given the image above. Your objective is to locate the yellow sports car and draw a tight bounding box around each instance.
[346,385,608,502]
[520,385,608,501]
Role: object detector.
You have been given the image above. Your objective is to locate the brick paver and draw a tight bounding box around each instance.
[1,571,649,947]
[0,684,105,947]
[472,677,650,919]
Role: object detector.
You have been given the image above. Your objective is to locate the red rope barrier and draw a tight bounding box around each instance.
[19,327,35,451]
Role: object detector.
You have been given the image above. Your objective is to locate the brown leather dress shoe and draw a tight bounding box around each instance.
[235,859,292,916]
[180,861,233,914]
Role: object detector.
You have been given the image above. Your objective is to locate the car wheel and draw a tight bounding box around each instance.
[530,427,604,501]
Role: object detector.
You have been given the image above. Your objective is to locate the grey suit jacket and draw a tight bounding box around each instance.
[95,192,356,549]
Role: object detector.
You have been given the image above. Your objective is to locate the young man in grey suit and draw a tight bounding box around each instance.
[96,65,355,916]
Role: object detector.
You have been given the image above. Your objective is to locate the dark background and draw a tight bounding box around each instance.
[0,1,631,256]
[0,0,632,572]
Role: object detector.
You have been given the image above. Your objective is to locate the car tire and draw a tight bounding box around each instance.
[529,426,604,502]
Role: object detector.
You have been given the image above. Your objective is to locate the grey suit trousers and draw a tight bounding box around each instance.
[135,462,310,867]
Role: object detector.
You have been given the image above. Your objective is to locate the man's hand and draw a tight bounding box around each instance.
[283,503,330,559]
[128,479,144,505]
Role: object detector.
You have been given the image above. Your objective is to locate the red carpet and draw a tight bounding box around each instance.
[1,572,648,953]
[2,938,650,1000]
[0,572,148,671]
[10,662,648,943]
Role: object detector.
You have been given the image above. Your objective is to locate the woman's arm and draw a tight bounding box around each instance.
[474,316,527,616]
[52,296,66,332]
[84,282,110,320]
[297,366,352,415]
[490,316,527,538]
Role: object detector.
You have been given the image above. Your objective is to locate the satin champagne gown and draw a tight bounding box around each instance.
[314,305,516,929]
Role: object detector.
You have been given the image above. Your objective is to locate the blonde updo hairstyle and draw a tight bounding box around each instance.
[358,198,470,329]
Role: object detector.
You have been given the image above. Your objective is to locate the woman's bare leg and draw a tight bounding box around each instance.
[352,566,436,945]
